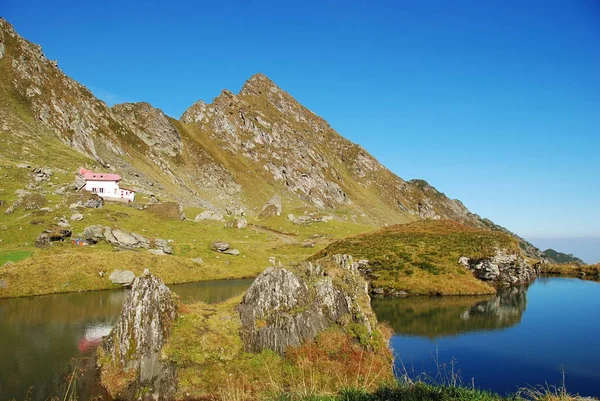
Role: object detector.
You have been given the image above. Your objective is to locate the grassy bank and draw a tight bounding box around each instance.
[270,380,589,401]
[313,220,522,296]
[540,263,600,279]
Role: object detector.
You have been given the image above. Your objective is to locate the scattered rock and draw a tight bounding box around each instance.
[3,261,14,267]
[194,210,224,222]
[83,195,104,209]
[71,213,84,221]
[222,248,240,256]
[108,269,136,287]
[148,249,165,256]
[153,238,173,254]
[268,256,277,265]
[259,195,282,218]
[212,241,230,252]
[57,217,71,227]
[224,217,247,229]
[0,279,7,289]
[191,257,204,265]
[99,270,178,400]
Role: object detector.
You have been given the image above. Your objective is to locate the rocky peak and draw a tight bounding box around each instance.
[99,269,178,400]
[239,73,280,97]
[180,99,208,124]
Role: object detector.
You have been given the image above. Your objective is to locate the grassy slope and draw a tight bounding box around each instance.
[313,220,522,296]
[159,299,394,400]
[540,262,600,279]
[0,191,375,297]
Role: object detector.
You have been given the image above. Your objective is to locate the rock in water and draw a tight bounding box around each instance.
[99,270,178,400]
[238,254,373,354]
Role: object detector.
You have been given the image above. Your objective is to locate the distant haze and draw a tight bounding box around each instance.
[527,237,600,265]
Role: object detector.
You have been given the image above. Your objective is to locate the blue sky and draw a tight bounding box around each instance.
[4,1,600,260]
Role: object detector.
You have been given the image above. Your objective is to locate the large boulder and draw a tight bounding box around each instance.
[108,269,136,287]
[239,254,373,354]
[459,249,538,286]
[194,210,224,222]
[99,270,178,400]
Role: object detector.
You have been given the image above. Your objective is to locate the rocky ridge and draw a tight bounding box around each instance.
[0,18,543,258]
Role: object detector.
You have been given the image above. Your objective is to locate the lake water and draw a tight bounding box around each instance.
[0,277,598,400]
[0,279,254,401]
[372,277,600,397]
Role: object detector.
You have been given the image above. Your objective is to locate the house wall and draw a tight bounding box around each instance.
[84,180,121,199]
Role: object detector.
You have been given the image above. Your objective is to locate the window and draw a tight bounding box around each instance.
[92,188,97,193]
[99,188,104,193]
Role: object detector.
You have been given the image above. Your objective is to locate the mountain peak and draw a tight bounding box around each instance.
[240,73,280,96]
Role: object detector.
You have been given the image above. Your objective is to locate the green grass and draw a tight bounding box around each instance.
[0,189,377,298]
[160,298,394,400]
[313,220,522,296]
[0,250,32,265]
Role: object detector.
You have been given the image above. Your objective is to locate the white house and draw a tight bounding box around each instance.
[79,167,135,202]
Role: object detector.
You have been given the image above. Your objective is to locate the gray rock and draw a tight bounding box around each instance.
[191,257,204,265]
[148,249,165,256]
[194,210,224,222]
[100,270,178,400]
[153,238,172,254]
[69,202,83,210]
[108,269,136,287]
[212,241,230,252]
[83,195,104,209]
[83,225,105,243]
[222,248,240,256]
[112,229,139,247]
[238,254,373,355]
[57,217,71,228]
[71,213,84,221]
[0,279,7,289]
[460,249,537,286]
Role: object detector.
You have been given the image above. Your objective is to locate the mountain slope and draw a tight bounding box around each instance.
[0,18,542,258]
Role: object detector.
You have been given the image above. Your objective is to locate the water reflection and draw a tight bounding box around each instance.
[0,278,253,401]
[372,286,528,338]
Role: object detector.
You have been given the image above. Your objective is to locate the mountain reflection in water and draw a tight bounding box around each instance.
[371,286,527,338]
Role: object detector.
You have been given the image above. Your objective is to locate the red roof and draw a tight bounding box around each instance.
[79,167,121,182]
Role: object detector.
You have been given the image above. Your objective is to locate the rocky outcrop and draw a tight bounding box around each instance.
[99,270,178,400]
[459,249,538,286]
[82,225,172,253]
[238,254,374,354]
[35,227,72,247]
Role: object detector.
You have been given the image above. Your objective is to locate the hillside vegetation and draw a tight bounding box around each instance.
[313,220,522,295]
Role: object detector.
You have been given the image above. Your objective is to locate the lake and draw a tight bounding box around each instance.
[372,277,600,397]
[0,277,598,400]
